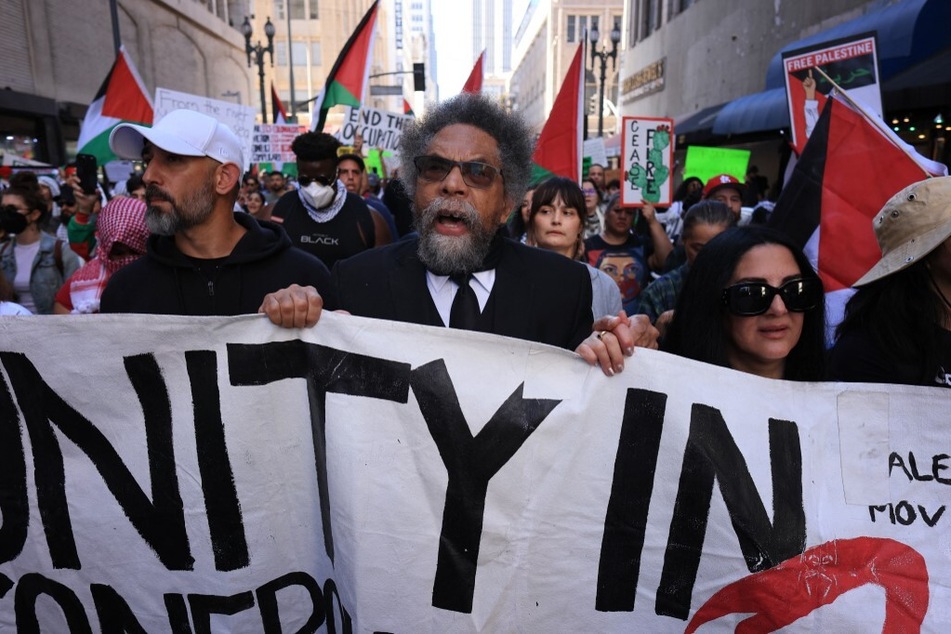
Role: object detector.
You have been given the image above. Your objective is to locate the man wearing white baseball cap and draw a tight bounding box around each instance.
[100,109,336,323]
[828,176,951,387]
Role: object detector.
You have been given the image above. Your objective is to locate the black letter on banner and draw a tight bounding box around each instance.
[189,592,256,634]
[411,359,560,613]
[323,578,353,634]
[228,341,410,564]
[0,573,12,598]
[656,407,804,619]
[0,366,28,564]
[185,351,248,571]
[256,571,325,633]
[14,573,92,634]
[91,584,148,633]
[1,352,192,570]
[595,388,667,611]
[164,594,193,634]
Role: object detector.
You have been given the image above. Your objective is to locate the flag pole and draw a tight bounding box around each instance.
[811,66,932,178]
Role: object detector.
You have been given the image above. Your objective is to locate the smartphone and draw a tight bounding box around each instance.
[76,153,98,195]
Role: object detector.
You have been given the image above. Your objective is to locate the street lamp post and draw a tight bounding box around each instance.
[589,22,621,138]
[241,16,276,122]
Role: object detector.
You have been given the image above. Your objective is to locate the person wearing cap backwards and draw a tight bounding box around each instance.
[99,109,335,322]
[828,177,951,387]
[702,174,745,223]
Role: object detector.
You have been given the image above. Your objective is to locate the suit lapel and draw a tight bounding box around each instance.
[487,241,534,341]
[389,241,443,327]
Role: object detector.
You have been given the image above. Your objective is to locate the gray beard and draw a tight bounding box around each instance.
[146,180,216,236]
[414,198,496,275]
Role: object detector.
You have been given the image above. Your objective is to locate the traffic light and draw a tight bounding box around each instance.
[413,63,426,92]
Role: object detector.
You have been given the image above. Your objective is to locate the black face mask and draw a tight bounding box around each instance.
[0,206,28,235]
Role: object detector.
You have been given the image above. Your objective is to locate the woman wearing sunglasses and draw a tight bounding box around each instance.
[663,226,826,380]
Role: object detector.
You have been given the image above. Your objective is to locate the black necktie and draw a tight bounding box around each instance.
[449,273,480,330]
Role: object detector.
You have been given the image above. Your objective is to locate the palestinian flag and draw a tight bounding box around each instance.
[461,50,485,94]
[403,98,415,117]
[530,44,583,183]
[77,46,153,164]
[770,93,945,291]
[310,1,379,132]
[271,83,288,124]
[769,93,946,338]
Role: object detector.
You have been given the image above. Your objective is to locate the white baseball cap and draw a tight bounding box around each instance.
[109,109,244,169]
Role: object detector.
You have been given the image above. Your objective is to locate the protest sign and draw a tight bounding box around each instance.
[1,314,948,631]
[683,145,751,184]
[583,138,609,170]
[153,88,257,171]
[621,116,674,207]
[251,123,306,166]
[336,106,412,152]
[782,34,882,155]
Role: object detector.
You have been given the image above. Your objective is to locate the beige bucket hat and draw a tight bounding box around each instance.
[853,176,951,287]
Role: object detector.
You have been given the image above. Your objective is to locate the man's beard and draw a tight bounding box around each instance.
[145,181,215,236]
[414,197,497,275]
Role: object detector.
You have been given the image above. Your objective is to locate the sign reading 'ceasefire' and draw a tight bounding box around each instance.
[0,313,947,631]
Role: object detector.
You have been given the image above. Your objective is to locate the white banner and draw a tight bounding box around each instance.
[0,313,948,631]
[153,88,257,172]
[251,123,306,165]
[337,106,412,152]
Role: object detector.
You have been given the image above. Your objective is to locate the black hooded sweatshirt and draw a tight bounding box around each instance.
[101,212,337,315]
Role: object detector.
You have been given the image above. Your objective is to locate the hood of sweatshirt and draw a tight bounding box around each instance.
[145,211,290,267]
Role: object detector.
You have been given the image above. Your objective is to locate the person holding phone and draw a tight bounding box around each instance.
[0,171,82,314]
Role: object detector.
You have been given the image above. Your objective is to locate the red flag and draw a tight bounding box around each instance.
[461,51,485,94]
[530,44,584,183]
[271,83,288,124]
[310,1,379,131]
[403,98,415,117]
[770,93,945,291]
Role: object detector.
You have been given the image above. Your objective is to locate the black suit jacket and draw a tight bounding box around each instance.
[332,237,594,350]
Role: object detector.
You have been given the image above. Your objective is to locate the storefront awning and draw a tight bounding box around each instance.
[713,0,951,136]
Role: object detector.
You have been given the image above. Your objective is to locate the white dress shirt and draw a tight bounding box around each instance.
[426,269,496,327]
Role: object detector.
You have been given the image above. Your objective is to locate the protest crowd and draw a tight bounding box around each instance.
[3,92,949,388]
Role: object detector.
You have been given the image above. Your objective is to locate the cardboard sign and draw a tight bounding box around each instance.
[683,145,751,184]
[782,34,882,155]
[0,313,948,631]
[153,88,257,171]
[251,123,306,165]
[337,106,413,152]
[621,117,674,207]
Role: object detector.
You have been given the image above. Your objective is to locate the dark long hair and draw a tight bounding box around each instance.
[664,226,826,380]
[836,260,945,384]
[528,176,586,259]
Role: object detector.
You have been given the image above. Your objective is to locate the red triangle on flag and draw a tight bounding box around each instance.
[531,44,584,182]
[102,49,153,123]
[462,51,485,94]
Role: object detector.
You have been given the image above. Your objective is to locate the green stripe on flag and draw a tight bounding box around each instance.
[78,126,119,165]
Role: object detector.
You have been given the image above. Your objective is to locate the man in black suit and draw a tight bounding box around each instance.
[261,94,657,375]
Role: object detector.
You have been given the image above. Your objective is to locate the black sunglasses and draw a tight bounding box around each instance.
[298,174,336,188]
[414,155,501,189]
[721,278,822,316]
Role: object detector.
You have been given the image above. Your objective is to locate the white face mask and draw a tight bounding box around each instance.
[300,181,335,209]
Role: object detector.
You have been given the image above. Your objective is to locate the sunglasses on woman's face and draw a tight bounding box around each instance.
[721,278,822,316]
[413,155,501,189]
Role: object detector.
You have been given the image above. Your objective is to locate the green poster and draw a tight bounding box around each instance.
[683,146,750,183]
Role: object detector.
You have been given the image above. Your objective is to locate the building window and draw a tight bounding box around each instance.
[291,41,307,66]
[309,0,318,19]
[273,0,285,20]
[289,0,305,19]
[311,41,321,66]
[567,15,576,43]
[275,41,287,66]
